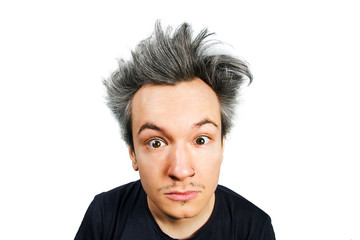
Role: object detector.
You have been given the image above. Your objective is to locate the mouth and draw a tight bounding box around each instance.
[165,191,199,201]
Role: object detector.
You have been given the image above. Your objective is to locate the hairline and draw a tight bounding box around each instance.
[104,22,252,151]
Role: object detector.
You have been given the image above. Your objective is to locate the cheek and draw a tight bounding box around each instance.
[194,147,223,178]
[136,150,167,178]
[136,152,170,200]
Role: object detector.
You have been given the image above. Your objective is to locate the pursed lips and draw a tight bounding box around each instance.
[165,191,200,201]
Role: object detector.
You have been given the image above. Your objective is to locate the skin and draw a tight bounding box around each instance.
[129,78,224,239]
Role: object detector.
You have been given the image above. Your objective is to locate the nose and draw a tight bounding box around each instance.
[167,143,195,181]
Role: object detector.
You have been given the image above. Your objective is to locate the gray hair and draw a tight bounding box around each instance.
[104,21,252,150]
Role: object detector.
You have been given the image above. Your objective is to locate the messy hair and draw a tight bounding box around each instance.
[104,21,252,150]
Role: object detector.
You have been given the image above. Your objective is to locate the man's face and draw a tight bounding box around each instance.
[129,78,224,220]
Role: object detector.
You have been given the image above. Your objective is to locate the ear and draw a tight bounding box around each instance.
[128,147,139,171]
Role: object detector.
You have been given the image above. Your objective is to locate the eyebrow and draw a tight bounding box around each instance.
[194,119,218,129]
[137,118,218,135]
[138,123,164,135]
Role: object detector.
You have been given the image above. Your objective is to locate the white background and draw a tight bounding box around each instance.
[0,0,359,239]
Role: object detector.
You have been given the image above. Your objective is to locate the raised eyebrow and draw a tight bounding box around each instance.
[194,119,218,129]
[138,123,165,135]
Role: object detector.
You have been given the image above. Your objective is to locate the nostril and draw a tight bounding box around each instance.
[169,176,179,181]
[189,168,195,177]
[168,167,195,181]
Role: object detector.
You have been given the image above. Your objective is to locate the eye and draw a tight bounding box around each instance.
[147,139,166,149]
[194,136,210,145]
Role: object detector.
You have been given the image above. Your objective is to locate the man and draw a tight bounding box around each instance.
[75,22,275,240]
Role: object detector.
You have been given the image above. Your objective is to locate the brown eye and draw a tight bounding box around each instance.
[148,139,165,148]
[195,136,210,145]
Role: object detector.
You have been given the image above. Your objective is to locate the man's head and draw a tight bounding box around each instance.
[104,21,252,152]
[104,22,252,223]
[129,78,223,221]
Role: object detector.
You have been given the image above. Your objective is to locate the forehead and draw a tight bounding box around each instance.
[131,78,221,131]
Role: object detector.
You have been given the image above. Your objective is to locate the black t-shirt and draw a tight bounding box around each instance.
[75,180,275,240]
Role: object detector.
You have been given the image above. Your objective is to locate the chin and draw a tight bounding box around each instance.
[163,201,203,220]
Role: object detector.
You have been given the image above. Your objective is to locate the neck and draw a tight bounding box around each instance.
[148,194,215,239]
